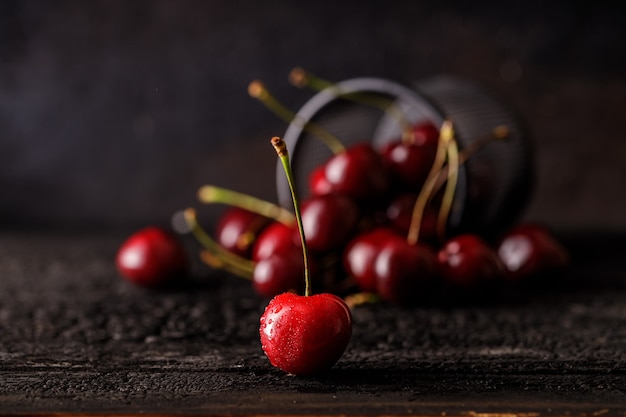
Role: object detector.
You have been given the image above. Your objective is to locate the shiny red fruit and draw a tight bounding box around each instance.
[437,234,504,288]
[252,246,305,298]
[374,238,439,306]
[259,292,352,375]
[298,194,360,253]
[323,143,390,200]
[308,164,333,197]
[215,207,271,258]
[497,223,569,283]
[116,227,188,287]
[251,221,295,262]
[343,227,400,293]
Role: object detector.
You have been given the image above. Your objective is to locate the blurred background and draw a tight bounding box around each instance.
[0,0,625,234]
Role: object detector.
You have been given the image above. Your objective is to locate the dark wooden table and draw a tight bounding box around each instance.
[1,232,625,416]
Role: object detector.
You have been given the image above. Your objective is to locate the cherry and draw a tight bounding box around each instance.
[259,136,352,375]
[252,221,295,262]
[260,292,352,375]
[308,164,333,196]
[381,121,440,191]
[215,207,270,258]
[116,227,188,288]
[497,223,569,284]
[322,143,390,201]
[297,194,360,254]
[343,227,400,293]
[253,246,305,298]
[374,237,439,306]
[437,234,504,288]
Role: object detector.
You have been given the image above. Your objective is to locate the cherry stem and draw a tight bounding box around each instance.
[406,119,454,246]
[182,208,254,278]
[430,124,510,194]
[248,80,345,155]
[199,250,252,280]
[436,130,460,242]
[459,124,510,164]
[271,136,312,297]
[197,185,295,226]
[288,67,415,143]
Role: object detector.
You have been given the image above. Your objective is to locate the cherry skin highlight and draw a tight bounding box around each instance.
[252,246,306,298]
[297,194,360,253]
[497,223,569,284]
[251,221,295,262]
[437,234,504,288]
[215,207,271,258]
[343,227,400,293]
[374,238,439,306]
[323,143,390,201]
[259,292,352,375]
[116,227,188,288]
[308,164,333,197]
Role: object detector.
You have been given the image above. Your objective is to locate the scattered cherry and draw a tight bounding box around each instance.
[215,207,270,258]
[343,227,400,293]
[252,221,296,262]
[298,194,360,253]
[437,234,504,288]
[322,142,390,201]
[116,226,188,288]
[381,121,439,191]
[374,237,439,306]
[497,223,569,284]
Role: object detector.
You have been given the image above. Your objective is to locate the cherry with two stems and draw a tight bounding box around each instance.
[259,136,352,376]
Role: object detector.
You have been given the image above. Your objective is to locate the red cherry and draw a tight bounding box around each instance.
[259,292,352,375]
[253,246,305,298]
[215,207,271,258]
[116,227,188,287]
[374,237,439,306]
[308,164,333,197]
[297,194,360,253]
[343,227,400,293]
[497,223,569,283]
[251,221,295,262]
[323,143,390,201]
[380,121,439,191]
[437,234,504,288]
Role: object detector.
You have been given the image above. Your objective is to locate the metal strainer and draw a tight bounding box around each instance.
[277,76,534,238]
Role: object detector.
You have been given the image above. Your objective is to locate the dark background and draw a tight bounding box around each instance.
[1,0,625,233]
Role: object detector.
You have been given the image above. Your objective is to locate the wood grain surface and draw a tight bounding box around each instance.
[0,233,625,416]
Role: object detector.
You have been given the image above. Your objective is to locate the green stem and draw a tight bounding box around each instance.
[406,119,453,246]
[249,80,345,154]
[271,137,312,297]
[183,208,255,276]
[197,185,295,226]
[289,67,414,143]
[436,131,460,242]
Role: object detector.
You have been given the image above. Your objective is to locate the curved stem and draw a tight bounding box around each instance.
[183,208,255,276]
[406,119,454,246]
[436,134,460,242]
[271,136,312,297]
[248,80,345,154]
[199,250,252,280]
[288,67,415,143]
[197,185,295,226]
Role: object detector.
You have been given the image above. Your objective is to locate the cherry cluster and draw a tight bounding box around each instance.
[116,123,569,310]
